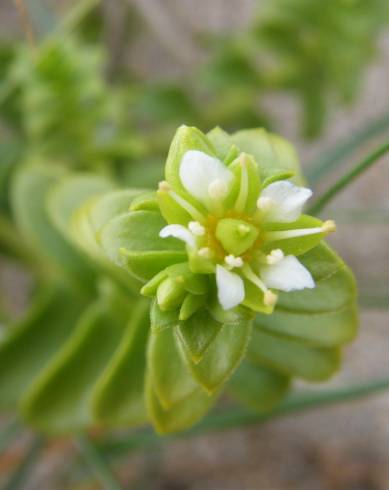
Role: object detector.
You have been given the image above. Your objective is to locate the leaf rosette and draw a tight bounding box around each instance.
[0,126,357,435]
[98,125,357,432]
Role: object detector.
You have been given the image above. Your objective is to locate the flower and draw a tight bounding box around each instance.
[148,134,336,314]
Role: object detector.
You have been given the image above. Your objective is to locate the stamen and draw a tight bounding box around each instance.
[265,226,324,241]
[208,179,228,200]
[188,221,205,236]
[322,220,336,234]
[234,153,249,213]
[169,190,205,223]
[266,220,336,241]
[225,255,244,269]
[257,196,273,213]
[266,249,284,265]
[264,290,278,306]
[198,247,212,259]
[242,264,267,293]
[158,180,171,192]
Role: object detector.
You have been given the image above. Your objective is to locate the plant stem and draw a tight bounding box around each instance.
[308,140,389,215]
[13,0,36,47]
[77,433,123,490]
[4,436,44,490]
[100,376,389,457]
[307,111,389,184]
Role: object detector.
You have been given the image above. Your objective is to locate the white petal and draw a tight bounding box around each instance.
[260,255,315,292]
[260,181,312,223]
[216,265,245,310]
[159,224,195,248]
[180,150,233,206]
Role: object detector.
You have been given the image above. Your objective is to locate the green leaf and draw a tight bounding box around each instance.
[0,284,85,408]
[263,215,324,257]
[88,189,148,232]
[22,298,127,434]
[47,173,115,235]
[129,191,159,212]
[92,301,150,427]
[146,374,217,434]
[276,242,357,313]
[11,164,95,291]
[176,319,252,394]
[100,210,186,281]
[248,329,341,381]
[150,299,178,333]
[147,327,198,409]
[230,128,305,185]
[228,361,290,412]
[175,308,221,363]
[255,242,358,347]
[206,126,234,161]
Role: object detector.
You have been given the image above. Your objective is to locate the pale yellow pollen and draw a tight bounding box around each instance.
[239,152,249,167]
[158,180,171,192]
[264,290,278,306]
[266,249,284,265]
[225,255,244,269]
[321,220,336,234]
[188,221,205,236]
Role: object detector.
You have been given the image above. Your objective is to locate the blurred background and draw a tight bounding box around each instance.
[1,0,389,488]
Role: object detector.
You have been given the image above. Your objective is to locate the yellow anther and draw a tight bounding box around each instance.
[264,290,278,306]
[322,220,336,234]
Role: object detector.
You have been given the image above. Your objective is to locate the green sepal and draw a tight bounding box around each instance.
[176,319,252,394]
[157,189,192,226]
[100,210,186,281]
[225,153,261,213]
[92,300,150,427]
[263,214,324,256]
[147,327,197,409]
[141,270,168,297]
[248,328,341,382]
[129,191,159,212]
[242,279,274,315]
[146,373,217,434]
[157,277,186,311]
[262,170,295,188]
[175,308,222,363]
[230,128,304,185]
[179,294,206,321]
[150,299,179,333]
[206,126,233,161]
[228,361,290,412]
[165,262,209,295]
